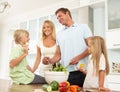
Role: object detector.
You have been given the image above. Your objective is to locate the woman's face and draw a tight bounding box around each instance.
[43,22,52,36]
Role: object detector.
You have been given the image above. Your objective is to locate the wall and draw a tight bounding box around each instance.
[0,0,80,79]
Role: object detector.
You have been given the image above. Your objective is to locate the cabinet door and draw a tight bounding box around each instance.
[108,75,120,91]
[106,29,120,49]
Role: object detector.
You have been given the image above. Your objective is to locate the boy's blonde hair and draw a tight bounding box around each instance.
[89,36,110,76]
[14,29,29,44]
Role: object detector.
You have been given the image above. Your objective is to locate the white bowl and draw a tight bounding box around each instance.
[44,71,69,84]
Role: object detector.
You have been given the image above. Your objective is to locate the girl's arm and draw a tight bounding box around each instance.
[32,46,41,72]
[9,45,28,68]
[99,70,110,92]
[99,70,105,88]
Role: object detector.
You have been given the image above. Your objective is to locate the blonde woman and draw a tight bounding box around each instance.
[9,29,46,84]
[32,20,57,76]
[79,36,110,91]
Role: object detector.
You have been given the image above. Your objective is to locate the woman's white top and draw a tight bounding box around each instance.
[83,54,108,88]
[35,39,57,77]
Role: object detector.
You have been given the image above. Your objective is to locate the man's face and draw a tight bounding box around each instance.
[56,11,67,25]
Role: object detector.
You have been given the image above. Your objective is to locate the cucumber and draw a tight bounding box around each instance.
[42,84,52,92]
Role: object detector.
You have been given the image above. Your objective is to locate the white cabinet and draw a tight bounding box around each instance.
[79,0,105,36]
[107,74,120,91]
[80,0,104,7]
[106,0,120,49]
[106,29,120,49]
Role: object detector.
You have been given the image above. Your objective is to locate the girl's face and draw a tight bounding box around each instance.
[43,23,52,36]
[20,33,30,45]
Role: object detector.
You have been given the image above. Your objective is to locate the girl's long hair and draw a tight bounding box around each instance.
[89,36,110,76]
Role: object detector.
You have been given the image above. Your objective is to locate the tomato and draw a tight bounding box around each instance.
[59,86,67,92]
[59,81,68,92]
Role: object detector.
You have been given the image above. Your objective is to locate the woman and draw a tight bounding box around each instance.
[32,20,57,76]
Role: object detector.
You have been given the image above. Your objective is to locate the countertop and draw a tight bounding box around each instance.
[0,79,119,92]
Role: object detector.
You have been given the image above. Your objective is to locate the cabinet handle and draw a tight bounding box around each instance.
[113,44,120,46]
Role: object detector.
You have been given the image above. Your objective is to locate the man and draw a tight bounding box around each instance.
[43,8,92,87]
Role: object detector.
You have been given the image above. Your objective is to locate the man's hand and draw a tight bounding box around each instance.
[69,56,79,65]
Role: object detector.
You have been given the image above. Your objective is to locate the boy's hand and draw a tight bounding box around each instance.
[23,45,29,55]
[27,65,33,72]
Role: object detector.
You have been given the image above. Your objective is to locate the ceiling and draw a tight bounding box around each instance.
[0,0,66,21]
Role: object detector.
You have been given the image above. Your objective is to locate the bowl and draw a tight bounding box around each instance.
[44,71,69,84]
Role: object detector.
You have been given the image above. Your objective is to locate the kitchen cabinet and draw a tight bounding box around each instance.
[106,30,120,49]
[80,0,105,37]
[80,0,105,7]
[107,74,120,91]
[80,0,120,49]
[105,0,120,49]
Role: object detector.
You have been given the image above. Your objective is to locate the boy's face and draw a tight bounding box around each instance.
[20,33,30,45]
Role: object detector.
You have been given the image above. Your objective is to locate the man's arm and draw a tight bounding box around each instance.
[69,37,90,65]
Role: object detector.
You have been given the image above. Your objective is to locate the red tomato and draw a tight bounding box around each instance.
[59,82,68,92]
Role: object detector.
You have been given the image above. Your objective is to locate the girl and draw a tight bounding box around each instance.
[9,29,46,84]
[79,36,110,91]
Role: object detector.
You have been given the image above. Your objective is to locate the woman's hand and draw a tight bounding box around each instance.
[42,57,50,65]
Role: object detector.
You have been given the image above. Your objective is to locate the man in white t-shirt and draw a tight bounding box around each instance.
[43,8,92,87]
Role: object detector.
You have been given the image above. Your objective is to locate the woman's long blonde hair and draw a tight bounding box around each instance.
[41,20,56,40]
[89,36,110,76]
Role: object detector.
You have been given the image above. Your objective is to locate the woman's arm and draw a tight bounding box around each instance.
[32,46,41,72]
[42,46,61,64]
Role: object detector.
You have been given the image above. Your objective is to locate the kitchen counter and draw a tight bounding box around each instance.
[0,79,118,92]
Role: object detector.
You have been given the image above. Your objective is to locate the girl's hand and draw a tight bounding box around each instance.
[98,87,110,92]
[77,67,87,74]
